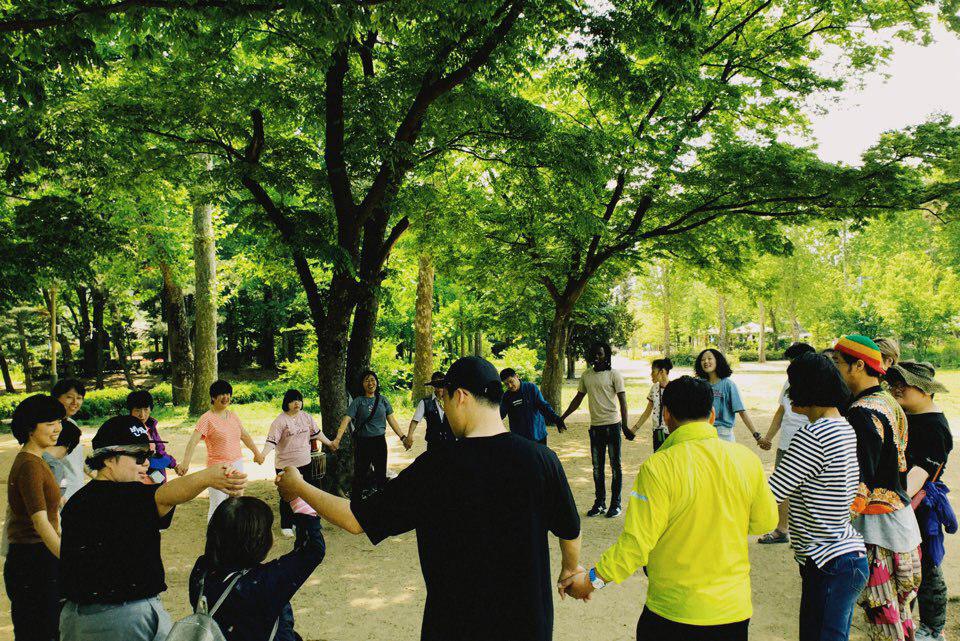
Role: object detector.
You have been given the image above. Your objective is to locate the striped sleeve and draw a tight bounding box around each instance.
[768,425,824,502]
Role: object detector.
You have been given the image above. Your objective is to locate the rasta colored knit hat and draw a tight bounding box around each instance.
[833,335,886,375]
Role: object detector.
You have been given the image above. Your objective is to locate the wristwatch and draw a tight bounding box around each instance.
[589,567,607,590]
[753,431,761,441]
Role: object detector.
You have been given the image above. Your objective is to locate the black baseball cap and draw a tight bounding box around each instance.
[435,357,503,404]
[423,371,445,386]
[92,415,165,452]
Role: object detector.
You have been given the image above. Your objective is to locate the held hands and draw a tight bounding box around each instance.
[275,466,304,502]
[556,419,567,434]
[325,439,339,453]
[206,465,248,497]
[402,435,413,451]
[757,437,773,451]
[557,566,593,601]
[253,452,266,465]
[174,463,189,476]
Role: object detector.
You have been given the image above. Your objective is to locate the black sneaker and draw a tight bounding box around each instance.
[606,505,622,518]
[586,504,606,517]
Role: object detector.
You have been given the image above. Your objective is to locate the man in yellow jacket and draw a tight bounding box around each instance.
[561,375,778,640]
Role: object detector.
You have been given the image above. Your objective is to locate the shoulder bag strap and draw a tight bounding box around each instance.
[206,570,249,617]
[354,394,382,434]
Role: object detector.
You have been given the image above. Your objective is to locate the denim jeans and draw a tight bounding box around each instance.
[60,596,172,641]
[798,551,869,641]
[589,423,622,507]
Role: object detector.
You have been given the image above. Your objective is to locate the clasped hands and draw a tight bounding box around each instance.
[556,566,594,602]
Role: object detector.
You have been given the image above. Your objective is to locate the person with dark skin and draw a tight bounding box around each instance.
[560,343,630,518]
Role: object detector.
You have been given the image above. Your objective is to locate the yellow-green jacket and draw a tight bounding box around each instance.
[596,421,778,625]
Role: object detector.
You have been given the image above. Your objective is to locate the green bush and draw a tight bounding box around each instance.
[905,340,960,369]
[0,384,174,423]
[491,345,541,383]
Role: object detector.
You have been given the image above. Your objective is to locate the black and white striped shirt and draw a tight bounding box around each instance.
[768,416,865,567]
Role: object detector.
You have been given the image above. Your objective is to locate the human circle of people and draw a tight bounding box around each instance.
[3,335,955,641]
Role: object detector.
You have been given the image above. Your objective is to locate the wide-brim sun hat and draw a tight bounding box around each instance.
[887,361,949,395]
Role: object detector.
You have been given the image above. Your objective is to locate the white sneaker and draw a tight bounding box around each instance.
[280,528,295,538]
[915,625,945,641]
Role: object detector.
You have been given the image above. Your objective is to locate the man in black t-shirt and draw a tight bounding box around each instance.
[282,356,583,641]
[887,361,954,641]
[59,415,247,641]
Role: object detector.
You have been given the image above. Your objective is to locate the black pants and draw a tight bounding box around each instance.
[917,544,948,635]
[636,608,749,641]
[353,435,387,497]
[4,542,60,641]
[589,423,622,507]
[276,463,320,529]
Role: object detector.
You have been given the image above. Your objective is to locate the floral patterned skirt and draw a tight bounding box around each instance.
[858,543,923,641]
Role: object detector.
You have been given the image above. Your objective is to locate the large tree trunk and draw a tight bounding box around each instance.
[45,285,58,387]
[91,287,108,389]
[257,285,277,371]
[318,273,355,498]
[411,253,434,403]
[346,285,380,386]
[15,313,33,393]
[190,196,218,414]
[542,303,575,410]
[758,300,767,364]
[0,341,15,392]
[718,291,729,352]
[160,263,194,405]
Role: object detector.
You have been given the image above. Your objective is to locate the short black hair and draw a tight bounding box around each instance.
[787,353,851,408]
[209,379,233,400]
[651,358,673,372]
[694,349,733,379]
[282,389,304,411]
[126,390,154,411]
[56,420,81,454]
[590,342,612,372]
[205,497,276,569]
[662,376,714,423]
[837,351,883,379]
[359,370,380,394]
[784,342,815,360]
[499,368,517,380]
[11,395,66,444]
[52,378,86,398]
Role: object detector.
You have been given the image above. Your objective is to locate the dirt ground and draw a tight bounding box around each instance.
[1,360,958,641]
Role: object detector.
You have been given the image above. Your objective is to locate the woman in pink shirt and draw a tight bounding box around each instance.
[177,380,264,521]
[263,389,335,537]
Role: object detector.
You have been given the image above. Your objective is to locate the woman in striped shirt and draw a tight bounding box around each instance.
[768,353,867,641]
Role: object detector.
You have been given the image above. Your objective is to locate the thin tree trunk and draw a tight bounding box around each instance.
[565,352,576,380]
[91,287,107,389]
[190,194,218,414]
[257,285,277,371]
[758,300,767,364]
[16,314,33,393]
[46,285,58,386]
[718,292,729,352]
[411,253,434,403]
[0,342,15,392]
[160,263,194,405]
[110,305,137,390]
[473,331,482,357]
[76,286,95,375]
[661,265,671,357]
[57,334,73,377]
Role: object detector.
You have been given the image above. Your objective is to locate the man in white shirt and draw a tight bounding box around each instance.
[758,342,815,544]
[407,371,455,451]
[560,343,629,518]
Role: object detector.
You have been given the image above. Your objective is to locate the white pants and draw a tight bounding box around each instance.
[207,458,244,522]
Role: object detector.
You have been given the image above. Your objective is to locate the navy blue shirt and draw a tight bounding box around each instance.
[500,381,562,442]
[189,514,325,641]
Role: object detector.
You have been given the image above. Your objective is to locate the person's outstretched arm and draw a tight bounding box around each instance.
[155,465,248,517]
[240,426,264,465]
[632,400,653,434]
[534,385,565,430]
[759,405,784,450]
[278,466,363,535]
[176,430,203,476]
[560,392,586,421]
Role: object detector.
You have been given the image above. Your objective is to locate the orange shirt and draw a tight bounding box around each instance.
[195,410,244,466]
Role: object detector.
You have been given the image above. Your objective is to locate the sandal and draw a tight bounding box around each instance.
[758,529,789,544]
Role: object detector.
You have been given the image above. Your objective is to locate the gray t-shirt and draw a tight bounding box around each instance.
[852,504,922,553]
[577,368,626,426]
[347,394,395,438]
